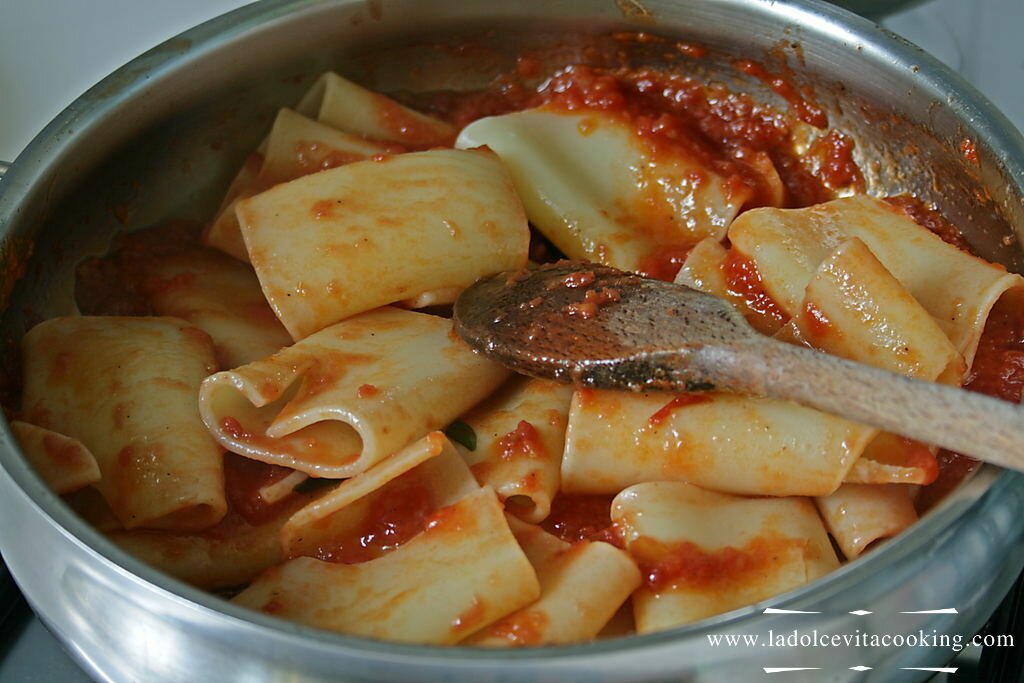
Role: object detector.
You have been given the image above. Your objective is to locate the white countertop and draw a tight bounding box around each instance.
[0,0,254,162]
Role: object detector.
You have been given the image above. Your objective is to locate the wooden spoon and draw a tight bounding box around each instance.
[454,260,1024,472]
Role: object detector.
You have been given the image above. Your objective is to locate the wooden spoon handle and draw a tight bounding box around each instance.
[696,340,1024,471]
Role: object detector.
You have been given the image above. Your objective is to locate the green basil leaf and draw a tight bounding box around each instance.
[445,420,477,451]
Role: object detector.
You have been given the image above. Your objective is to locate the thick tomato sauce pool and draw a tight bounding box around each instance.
[534,65,786,212]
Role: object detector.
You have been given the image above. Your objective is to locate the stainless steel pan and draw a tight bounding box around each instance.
[1,1,1023,681]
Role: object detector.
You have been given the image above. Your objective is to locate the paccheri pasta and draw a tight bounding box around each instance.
[11,57,1024,647]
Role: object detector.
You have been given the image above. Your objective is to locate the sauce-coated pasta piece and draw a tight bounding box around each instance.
[237,148,529,340]
[729,196,1023,373]
[457,109,752,278]
[279,432,474,560]
[612,482,838,632]
[205,108,390,260]
[234,487,539,644]
[9,421,100,495]
[456,378,572,523]
[200,307,508,478]
[21,317,226,531]
[467,516,640,646]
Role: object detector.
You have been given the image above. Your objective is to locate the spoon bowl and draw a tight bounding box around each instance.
[454,261,755,391]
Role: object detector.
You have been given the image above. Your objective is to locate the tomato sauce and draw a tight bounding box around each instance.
[802,301,834,339]
[561,270,596,288]
[900,438,941,485]
[917,448,980,512]
[676,42,709,59]
[630,535,801,591]
[564,287,622,319]
[310,199,336,220]
[243,150,265,175]
[964,296,1024,403]
[375,95,456,148]
[733,59,827,129]
[357,383,380,398]
[538,66,780,212]
[722,249,788,327]
[884,195,972,251]
[497,420,546,460]
[528,228,563,263]
[223,453,297,525]
[424,499,474,534]
[220,416,255,441]
[26,51,1024,600]
[42,433,88,467]
[647,394,712,427]
[451,597,487,634]
[415,61,843,214]
[637,246,693,281]
[75,220,203,317]
[485,610,549,646]
[961,138,979,165]
[541,494,622,547]
[314,473,435,564]
[805,130,864,191]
